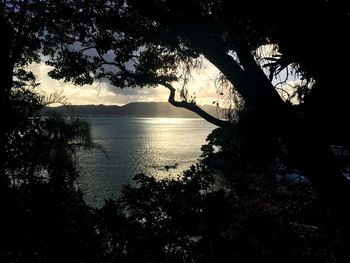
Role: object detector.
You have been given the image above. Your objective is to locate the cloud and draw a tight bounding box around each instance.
[27,58,221,106]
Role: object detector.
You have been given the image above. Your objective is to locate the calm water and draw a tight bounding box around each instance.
[77,117,216,206]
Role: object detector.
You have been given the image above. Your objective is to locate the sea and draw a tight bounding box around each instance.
[76,116,216,207]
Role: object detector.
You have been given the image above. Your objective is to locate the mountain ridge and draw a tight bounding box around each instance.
[43,102,224,118]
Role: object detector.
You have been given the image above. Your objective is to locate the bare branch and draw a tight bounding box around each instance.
[160,82,230,128]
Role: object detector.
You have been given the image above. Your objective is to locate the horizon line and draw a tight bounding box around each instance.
[47,101,222,108]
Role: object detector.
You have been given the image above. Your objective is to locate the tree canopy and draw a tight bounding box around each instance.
[2,0,350,260]
[36,0,350,232]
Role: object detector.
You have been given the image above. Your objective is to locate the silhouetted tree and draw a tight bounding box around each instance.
[0,84,104,261]
[42,0,350,234]
[2,1,350,261]
[0,3,103,256]
[94,159,350,262]
[1,0,49,184]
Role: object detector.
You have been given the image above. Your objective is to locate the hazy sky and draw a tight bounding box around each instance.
[29,58,222,106]
[28,44,298,106]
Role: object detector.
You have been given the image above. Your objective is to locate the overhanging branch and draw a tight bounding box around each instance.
[160,82,230,128]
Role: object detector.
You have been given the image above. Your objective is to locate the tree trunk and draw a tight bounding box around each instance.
[203,45,350,236]
[118,0,350,235]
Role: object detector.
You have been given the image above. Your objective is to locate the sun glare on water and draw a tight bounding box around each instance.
[141,117,191,125]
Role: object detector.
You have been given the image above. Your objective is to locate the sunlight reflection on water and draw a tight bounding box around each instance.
[77,117,215,207]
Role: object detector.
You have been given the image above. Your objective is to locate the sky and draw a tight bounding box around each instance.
[28,58,223,106]
[27,45,300,107]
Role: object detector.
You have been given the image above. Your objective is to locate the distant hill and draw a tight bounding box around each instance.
[42,104,121,115]
[43,102,224,118]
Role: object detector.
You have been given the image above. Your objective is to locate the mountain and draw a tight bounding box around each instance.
[118,102,222,118]
[43,104,121,115]
[43,102,223,118]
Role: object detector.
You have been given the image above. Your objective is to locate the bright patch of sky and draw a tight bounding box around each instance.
[28,58,223,106]
[28,46,303,107]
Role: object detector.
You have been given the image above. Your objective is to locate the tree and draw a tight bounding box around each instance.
[1,3,106,260]
[0,85,105,261]
[1,0,49,183]
[43,0,350,234]
[1,1,349,257]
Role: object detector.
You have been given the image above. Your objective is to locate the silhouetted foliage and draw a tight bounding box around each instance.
[1,43,101,261]
[199,126,350,262]
[1,87,103,262]
[94,158,350,262]
[96,165,234,262]
[2,86,350,262]
[2,0,350,262]
[40,1,350,229]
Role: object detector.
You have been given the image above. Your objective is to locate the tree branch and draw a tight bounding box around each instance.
[95,47,119,67]
[160,82,230,128]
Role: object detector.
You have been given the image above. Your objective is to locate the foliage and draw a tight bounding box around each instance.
[4,104,96,186]
[96,165,234,262]
[2,80,350,263]
[1,69,101,262]
[94,159,350,262]
[199,126,350,262]
[41,2,350,213]
[0,181,102,263]
[2,0,350,262]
